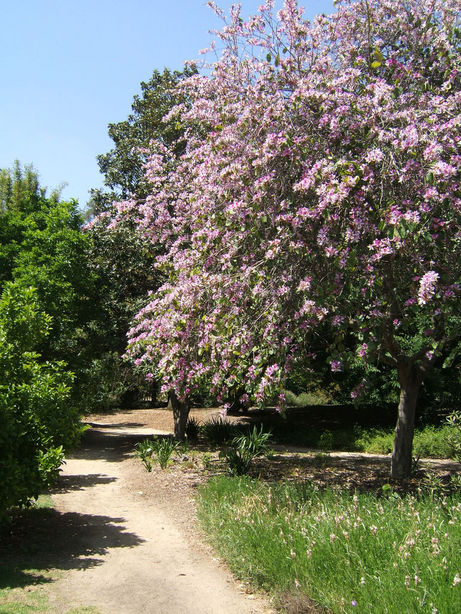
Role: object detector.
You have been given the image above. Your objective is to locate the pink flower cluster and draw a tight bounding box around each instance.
[105,0,460,403]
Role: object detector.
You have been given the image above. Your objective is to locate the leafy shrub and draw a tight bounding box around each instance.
[185,416,200,441]
[0,283,82,520]
[37,446,65,488]
[134,439,156,472]
[318,429,334,450]
[412,425,454,459]
[154,437,179,469]
[445,411,461,462]
[222,425,272,475]
[134,436,180,470]
[201,416,238,445]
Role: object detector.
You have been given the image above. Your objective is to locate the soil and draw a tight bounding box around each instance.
[44,407,274,614]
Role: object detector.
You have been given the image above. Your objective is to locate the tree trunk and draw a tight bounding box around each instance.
[169,390,190,441]
[391,363,422,479]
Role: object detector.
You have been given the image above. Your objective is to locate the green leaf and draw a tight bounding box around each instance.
[371,61,382,69]
[373,48,384,62]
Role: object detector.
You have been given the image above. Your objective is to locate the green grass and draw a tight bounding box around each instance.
[198,476,461,614]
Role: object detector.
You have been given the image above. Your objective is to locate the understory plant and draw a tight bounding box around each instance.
[201,417,237,445]
[222,425,272,476]
[134,436,180,470]
[446,410,461,461]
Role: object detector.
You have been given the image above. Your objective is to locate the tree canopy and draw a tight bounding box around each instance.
[112,0,461,476]
[89,66,197,214]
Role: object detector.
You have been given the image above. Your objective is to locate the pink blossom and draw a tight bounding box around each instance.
[330,360,343,373]
[418,271,439,305]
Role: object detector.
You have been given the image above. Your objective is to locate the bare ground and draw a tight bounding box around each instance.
[43,407,274,614]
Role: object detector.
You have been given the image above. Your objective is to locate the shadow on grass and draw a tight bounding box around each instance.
[0,505,144,590]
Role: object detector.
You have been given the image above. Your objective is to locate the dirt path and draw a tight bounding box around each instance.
[47,424,273,614]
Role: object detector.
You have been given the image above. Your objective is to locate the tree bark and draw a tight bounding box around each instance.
[169,390,190,441]
[391,363,422,479]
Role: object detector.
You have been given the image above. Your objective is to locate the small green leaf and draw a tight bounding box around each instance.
[371,61,382,69]
[373,48,384,62]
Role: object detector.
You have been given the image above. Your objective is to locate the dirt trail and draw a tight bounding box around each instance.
[48,424,273,614]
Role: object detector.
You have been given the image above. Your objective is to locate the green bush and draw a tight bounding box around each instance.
[201,416,238,445]
[445,411,461,461]
[0,283,82,520]
[134,436,180,470]
[222,425,272,475]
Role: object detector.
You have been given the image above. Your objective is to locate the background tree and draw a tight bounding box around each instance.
[89,66,196,215]
[0,162,100,411]
[120,0,460,471]
[83,67,198,408]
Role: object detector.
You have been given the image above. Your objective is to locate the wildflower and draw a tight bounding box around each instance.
[330,533,336,542]
[351,600,357,607]
[454,573,461,587]
[295,578,301,588]
[370,525,378,535]
[360,577,365,585]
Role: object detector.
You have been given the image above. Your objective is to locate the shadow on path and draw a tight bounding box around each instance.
[85,421,145,429]
[69,428,155,463]
[51,473,117,494]
[0,506,144,590]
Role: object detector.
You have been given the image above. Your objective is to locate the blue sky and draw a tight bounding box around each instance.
[1,0,334,207]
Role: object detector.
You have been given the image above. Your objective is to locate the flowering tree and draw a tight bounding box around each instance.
[118,0,460,477]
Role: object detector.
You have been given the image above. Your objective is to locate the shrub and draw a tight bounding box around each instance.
[134,436,180,470]
[222,425,272,476]
[134,439,156,472]
[185,416,200,441]
[0,283,82,520]
[445,411,461,462]
[201,416,238,445]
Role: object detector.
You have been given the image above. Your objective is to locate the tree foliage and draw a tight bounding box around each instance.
[84,67,199,407]
[0,283,82,518]
[115,0,460,473]
[90,66,197,214]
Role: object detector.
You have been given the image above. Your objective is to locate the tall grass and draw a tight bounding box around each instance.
[198,477,461,613]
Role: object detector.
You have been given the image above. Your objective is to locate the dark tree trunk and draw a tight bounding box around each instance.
[391,363,422,479]
[169,390,190,441]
